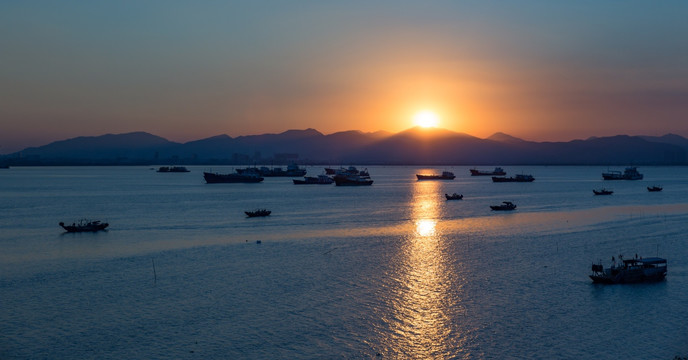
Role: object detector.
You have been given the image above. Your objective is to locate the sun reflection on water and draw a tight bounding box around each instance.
[415,218,437,237]
[377,178,467,358]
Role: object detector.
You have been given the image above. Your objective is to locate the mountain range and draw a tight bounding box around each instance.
[2,127,687,165]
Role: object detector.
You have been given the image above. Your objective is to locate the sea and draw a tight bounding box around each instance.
[1,165,687,359]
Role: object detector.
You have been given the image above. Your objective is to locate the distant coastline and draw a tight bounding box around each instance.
[2,128,687,166]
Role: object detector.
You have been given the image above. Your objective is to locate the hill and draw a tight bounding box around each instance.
[1,128,686,165]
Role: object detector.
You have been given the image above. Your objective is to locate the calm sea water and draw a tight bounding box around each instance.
[1,166,688,359]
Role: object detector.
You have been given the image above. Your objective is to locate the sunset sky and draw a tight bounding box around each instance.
[2,1,687,153]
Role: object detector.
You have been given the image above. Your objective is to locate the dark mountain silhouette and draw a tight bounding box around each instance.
[10,132,179,164]
[639,134,688,151]
[1,128,686,165]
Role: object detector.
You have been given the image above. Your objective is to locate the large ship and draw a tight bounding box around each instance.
[333,171,373,186]
[470,167,506,176]
[602,167,643,180]
[416,171,456,180]
[203,171,264,183]
[492,174,535,182]
[590,255,666,284]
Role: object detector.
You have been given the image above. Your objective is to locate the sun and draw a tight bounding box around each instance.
[413,110,440,128]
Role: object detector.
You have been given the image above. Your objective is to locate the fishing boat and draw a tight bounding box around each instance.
[157,166,190,173]
[293,174,334,185]
[602,167,643,180]
[445,193,463,200]
[492,174,534,182]
[245,209,271,217]
[647,185,663,192]
[203,171,264,183]
[59,220,109,232]
[470,167,506,176]
[490,201,517,211]
[593,188,613,195]
[416,171,456,180]
[590,255,667,284]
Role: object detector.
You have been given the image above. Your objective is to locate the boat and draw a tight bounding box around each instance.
[157,166,190,173]
[59,220,109,232]
[602,167,643,180]
[326,166,368,177]
[203,171,264,183]
[470,167,506,176]
[293,174,334,185]
[492,174,535,182]
[647,185,663,192]
[590,255,667,284]
[237,163,307,177]
[490,201,517,211]
[416,171,456,180]
[333,173,373,186]
[0,164,9,169]
[245,209,271,217]
[445,193,463,200]
[593,188,613,195]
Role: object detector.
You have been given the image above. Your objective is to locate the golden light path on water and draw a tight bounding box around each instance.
[375,178,466,358]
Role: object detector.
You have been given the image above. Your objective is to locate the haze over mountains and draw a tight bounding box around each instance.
[2,127,687,166]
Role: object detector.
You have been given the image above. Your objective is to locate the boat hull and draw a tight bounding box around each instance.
[334,179,373,186]
[245,210,271,217]
[589,270,666,284]
[416,175,455,180]
[59,222,109,232]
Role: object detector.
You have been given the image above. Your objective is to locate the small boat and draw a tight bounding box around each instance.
[293,174,334,185]
[593,188,613,195]
[245,209,271,217]
[590,255,667,284]
[59,220,109,232]
[492,174,534,182]
[157,166,190,173]
[416,171,456,180]
[203,171,264,183]
[602,166,643,180]
[470,167,505,176]
[647,185,663,192]
[490,201,517,211]
[445,193,463,200]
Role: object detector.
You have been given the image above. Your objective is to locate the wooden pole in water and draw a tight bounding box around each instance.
[152,258,157,284]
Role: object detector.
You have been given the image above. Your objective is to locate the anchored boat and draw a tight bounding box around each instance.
[590,255,666,284]
[416,171,456,180]
[59,220,109,232]
[602,167,643,180]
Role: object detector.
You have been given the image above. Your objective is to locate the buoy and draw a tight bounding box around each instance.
[256,240,262,244]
